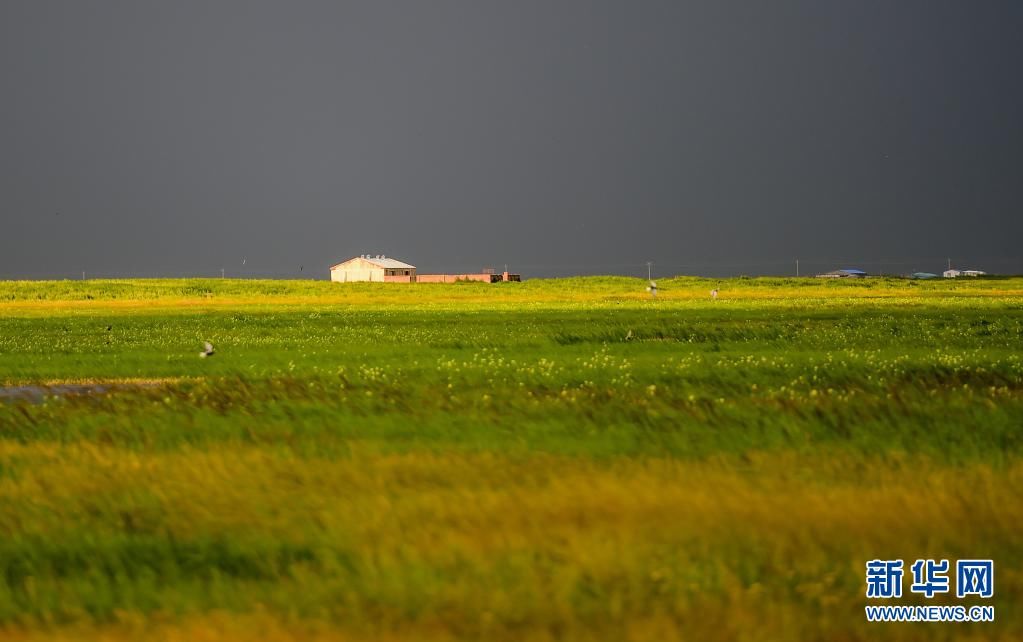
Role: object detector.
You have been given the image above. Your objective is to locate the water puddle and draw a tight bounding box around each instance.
[0,382,164,403]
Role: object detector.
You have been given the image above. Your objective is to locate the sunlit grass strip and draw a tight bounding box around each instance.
[0,447,1020,639]
[1,276,1022,307]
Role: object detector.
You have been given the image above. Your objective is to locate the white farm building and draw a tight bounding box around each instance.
[330,255,417,282]
[943,269,987,278]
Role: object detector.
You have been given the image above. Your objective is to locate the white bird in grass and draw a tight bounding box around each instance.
[625,329,634,341]
[711,289,718,300]
[646,281,657,297]
[200,342,215,358]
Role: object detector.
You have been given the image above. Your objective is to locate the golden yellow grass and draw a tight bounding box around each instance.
[2,277,1021,317]
[3,441,1020,641]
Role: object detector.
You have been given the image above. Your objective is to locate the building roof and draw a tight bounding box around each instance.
[331,255,416,270]
[817,269,867,277]
[839,268,867,275]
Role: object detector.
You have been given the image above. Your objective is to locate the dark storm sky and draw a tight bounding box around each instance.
[1,1,1021,279]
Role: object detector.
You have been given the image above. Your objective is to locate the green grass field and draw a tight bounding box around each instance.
[1,276,1021,641]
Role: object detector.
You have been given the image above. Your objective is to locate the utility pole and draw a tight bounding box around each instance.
[221,268,225,279]
[796,258,799,277]
[948,257,952,271]
[82,271,85,281]
[646,261,653,281]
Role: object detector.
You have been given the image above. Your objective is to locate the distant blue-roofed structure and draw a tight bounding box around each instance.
[816,268,868,278]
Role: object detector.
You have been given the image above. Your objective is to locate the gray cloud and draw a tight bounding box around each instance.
[2,1,1021,278]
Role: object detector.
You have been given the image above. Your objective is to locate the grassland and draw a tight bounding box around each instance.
[1,276,1021,641]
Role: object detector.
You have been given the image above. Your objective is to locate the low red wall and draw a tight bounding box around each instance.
[374,274,516,283]
[416,274,495,283]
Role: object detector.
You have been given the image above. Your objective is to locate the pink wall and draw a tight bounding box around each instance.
[371,273,518,284]
[416,274,495,283]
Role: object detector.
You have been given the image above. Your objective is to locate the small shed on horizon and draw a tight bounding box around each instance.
[330,255,417,282]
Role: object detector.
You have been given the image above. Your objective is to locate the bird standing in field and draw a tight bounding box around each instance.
[647,281,657,298]
[200,342,215,358]
[711,289,718,300]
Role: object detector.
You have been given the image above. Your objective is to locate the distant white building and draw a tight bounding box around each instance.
[943,269,986,278]
[330,255,416,282]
